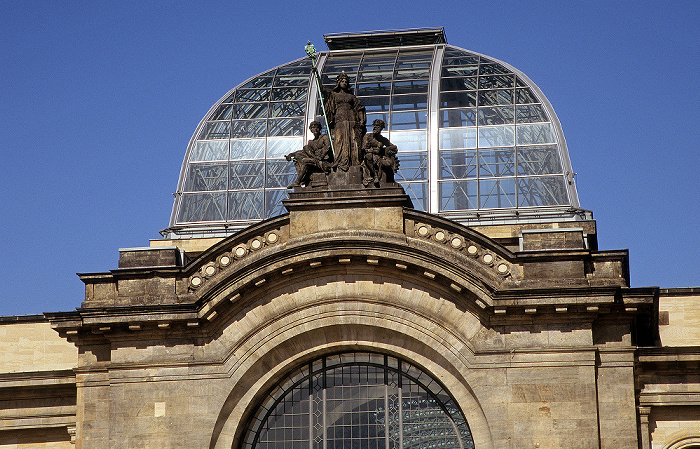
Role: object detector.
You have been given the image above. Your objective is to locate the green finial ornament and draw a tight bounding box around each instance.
[305,41,317,59]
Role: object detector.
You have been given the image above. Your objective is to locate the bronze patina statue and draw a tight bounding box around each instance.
[323,72,366,171]
[285,121,332,188]
[362,119,399,187]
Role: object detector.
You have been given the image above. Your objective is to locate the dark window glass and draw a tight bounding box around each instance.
[211,103,233,120]
[393,80,428,95]
[234,103,269,119]
[240,77,273,89]
[360,96,391,112]
[392,94,428,111]
[478,106,515,126]
[441,76,476,91]
[271,87,307,101]
[479,74,515,89]
[440,108,476,128]
[356,82,391,96]
[270,101,305,118]
[236,89,271,103]
[440,91,477,108]
[479,63,511,75]
[478,89,514,106]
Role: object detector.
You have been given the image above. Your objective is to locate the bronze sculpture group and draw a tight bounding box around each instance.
[285,72,399,189]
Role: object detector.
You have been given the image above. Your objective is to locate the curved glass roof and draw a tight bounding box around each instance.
[165,37,580,237]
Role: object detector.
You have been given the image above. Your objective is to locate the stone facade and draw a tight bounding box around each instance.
[0,192,692,449]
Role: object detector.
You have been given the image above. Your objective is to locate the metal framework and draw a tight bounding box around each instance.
[240,352,474,449]
[165,31,582,238]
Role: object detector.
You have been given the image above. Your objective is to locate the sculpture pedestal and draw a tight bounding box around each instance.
[282,181,413,238]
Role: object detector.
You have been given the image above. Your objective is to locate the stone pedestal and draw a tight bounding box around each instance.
[282,181,413,238]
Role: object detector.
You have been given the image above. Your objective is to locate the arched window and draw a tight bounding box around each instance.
[240,352,474,449]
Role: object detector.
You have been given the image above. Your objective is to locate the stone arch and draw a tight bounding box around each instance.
[667,437,700,449]
[206,276,494,449]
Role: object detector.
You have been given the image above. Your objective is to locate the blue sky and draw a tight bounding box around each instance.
[0,1,698,316]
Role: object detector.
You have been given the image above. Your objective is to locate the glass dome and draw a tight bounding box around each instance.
[165,30,580,238]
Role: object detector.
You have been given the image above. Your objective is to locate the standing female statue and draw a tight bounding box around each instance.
[323,72,366,171]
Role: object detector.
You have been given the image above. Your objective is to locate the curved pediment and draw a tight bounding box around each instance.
[184,206,521,328]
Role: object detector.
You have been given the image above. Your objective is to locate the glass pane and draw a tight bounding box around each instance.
[390,110,427,130]
[267,137,304,158]
[516,104,548,123]
[479,64,511,75]
[478,126,515,147]
[240,77,273,89]
[270,101,305,118]
[440,150,477,179]
[440,108,476,128]
[395,152,427,182]
[323,58,362,73]
[478,89,514,106]
[441,76,477,91]
[198,121,230,140]
[276,66,311,76]
[271,87,307,101]
[232,120,267,138]
[440,180,478,210]
[190,140,229,162]
[439,128,477,150]
[442,55,480,67]
[178,192,226,222]
[274,75,309,87]
[478,106,515,126]
[211,103,233,120]
[402,182,427,211]
[397,50,432,63]
[516,123,556,145]
[358,70,394,82]
[517,146,562,175]
[479,178,516,208]
[516,88,538,104]
[227,191,264,220]
[266,159,296,188]
[517,176,568,206]
[394,68,430,79]
[230,138,266,160]
[389,130,427,152]
[392,94,427,110]
[234,103,269,119]
[393,80,428,94]
[356,82,391,96]
[360,56,396,71]
[229,161,264,189]
[440,91,476,108]
[265,189,288,218]
[235,89,270,102]
[442,63,479,76]
[478,74,515,89]
[361,96,391,112]
[184,163,227,191]
[478,148,515,177]
[268,118,304,136]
